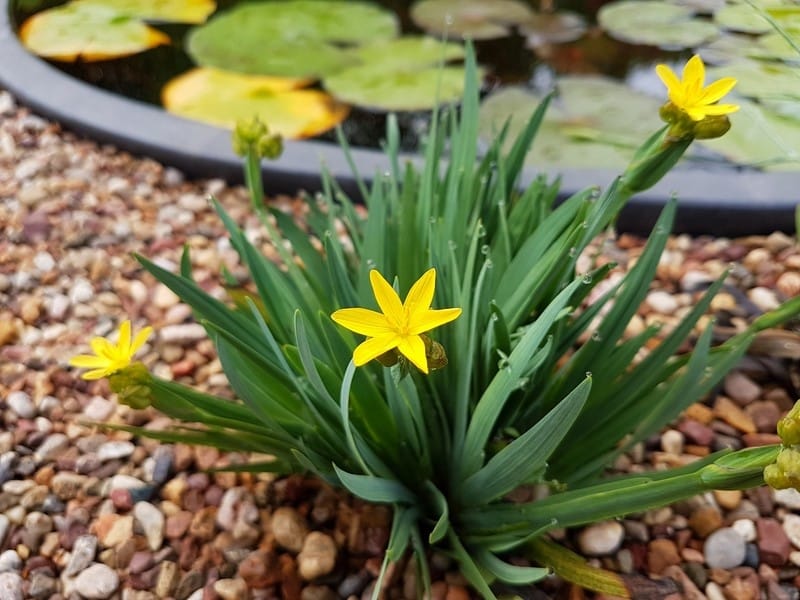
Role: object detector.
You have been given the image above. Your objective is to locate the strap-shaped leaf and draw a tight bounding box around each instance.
[333,465,416,504]
[460,376,591,505]
[475,549,549,585]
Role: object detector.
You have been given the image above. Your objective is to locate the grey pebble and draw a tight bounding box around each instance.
[704,527,746,569]
[35,433,70,461]
[6,391,36,419]
[73,563,120,599]
[97,441,135,462]
[159,323,207,344]
[0,572,23,600]
[0,550,22,573]
[65,535,97,576]
[134,501,164,551]
[28,572,58,599]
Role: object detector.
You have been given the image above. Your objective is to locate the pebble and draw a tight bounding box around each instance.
[775,488,800,510]
[214,577,249,600]
[6,391,36,418]
[134,501,165,551]
[705,527,747,569]
[160,323,208,344]
[51,472,88,500]
[688,505,723,538]
[65,535,97,576]
[758,518,791,566]
[732,518,757,542]
[0,550,22,573]
[298,532,338,580]
[68,278,95,304]
[271,506,309,553]
[576,521,625,556]
[83,397,116,421]
[647,538,681,574]
[723,371,762,405]
[660,429,684,455]
[155,560,179,597]
[646,290,679,314]
[73,563,120,599]
[97,441,135,462]
[35,433,70,461]
[0,572,23,600]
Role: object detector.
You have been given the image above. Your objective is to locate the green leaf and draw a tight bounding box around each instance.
[333,465,416,504]
[410,0,533,40]
[460,376,591,505]
[186,0,398,78]
[598,0,718,49]
[475,549,549,585]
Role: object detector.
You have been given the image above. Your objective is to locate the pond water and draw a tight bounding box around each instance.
[11,0,800,169]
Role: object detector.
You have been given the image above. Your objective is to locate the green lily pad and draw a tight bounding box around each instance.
[186,1,399,78]
[410,0,533,40]
[519,12,587,47]
[698,33,767,64]
[714,4,773,34]
[598,0,719,49]
[699,99,800,170]
[708,60,800,102]
[162,68,349,139]
[755,29,800,61]
[19,2,170,61]
[347,36,465,70]
[479,78,663,169]
[74,0,215,23]
[324,64,465,112]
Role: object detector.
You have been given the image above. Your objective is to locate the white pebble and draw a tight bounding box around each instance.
[160,323,207,344]
[732,518,756,542]
[133,502,164,551]
[783,513,800,549]
[6,391,36,419]
[646,290,679,315]
[97,441,135,462]
[33,251,55,273]
[68,278,94,304]
[73,563,119,599]
[577,521,625,556]
[775,488,800,510]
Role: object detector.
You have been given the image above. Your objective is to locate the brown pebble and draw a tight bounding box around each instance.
[647,538,681,575]
[713,490,742,510]
[189,506,218,541]
[688,506,723,538]
[714,396,757,434]
[757,518,791,567]
[238,550,282,588]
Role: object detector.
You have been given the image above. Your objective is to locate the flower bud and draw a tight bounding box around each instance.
[777,402,800,446]
[693,115,731,140]
[108,363,153,409]
[257,133,284,160]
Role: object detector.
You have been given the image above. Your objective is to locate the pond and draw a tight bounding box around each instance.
[11,0,800,170]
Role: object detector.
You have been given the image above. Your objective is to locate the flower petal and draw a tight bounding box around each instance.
[117,320,132,353]
[655,64,680,93]
[331,308,394,337]
[90,337,115,359]
[403,268,436,316]
[81,368,112,380]
[353,334,400,366]
[396,335,428,373]
[698,77,737,104]
[130,325,154,355]
[683,54,705,90]
[369,270,404,327]
[696,103,739,116]
[408,307,462,335]
[69,354,111,368]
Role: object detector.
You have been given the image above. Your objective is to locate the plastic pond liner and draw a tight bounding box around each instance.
[0,0,797,236]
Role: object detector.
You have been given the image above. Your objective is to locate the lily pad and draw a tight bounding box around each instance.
[698,33,767,64]
[479,78,663,169]
[755,29,800,61]
[699,99,800,170]
[324,65,465,112]
[714,4,773,34]
[74,0,216,23]
[19,2,170,61]
[410,0,533,40]
[347,36,465,70]
[708,60,800,102]
[598,0,719,49]
[162,68,349,139]
[520,12,588,48]
[186,1,399,78]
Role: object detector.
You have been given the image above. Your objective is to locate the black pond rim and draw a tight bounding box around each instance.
[1,1,797,236]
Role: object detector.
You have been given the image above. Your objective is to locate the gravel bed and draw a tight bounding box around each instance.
[3,88,800,600]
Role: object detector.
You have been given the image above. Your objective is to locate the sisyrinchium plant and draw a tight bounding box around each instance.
[71,48,800,598]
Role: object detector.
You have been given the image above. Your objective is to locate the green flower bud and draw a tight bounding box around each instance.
[693,115,731,140]
[777,402,800,446]
[108,362,153,409]
[423,334,449,371]
[232,116,269,157]
[256,133,284,160]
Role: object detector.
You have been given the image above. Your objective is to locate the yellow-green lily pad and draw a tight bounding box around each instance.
[598,0,719,49]
[162,68,349,139]
[73,0,215,23]
[714,3,773,34]
[479,78,663,169]
[20,2,170,61]
[699,99,800,170]
[708,60,800,102]
[186,1,399,79]
[410,0,533,40]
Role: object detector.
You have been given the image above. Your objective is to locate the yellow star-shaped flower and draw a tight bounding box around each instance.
[69,320,153,380]
[331,268,461,374]
[656,54,739,121]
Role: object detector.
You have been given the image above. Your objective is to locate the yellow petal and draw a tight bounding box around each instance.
[697,103,739,116]
[117,320,132,353]
[353,334,400,366]
[130,325,154,355]
[403,268,436,316]
[369,270,404,327]
[68,354,111,368]
[408,307,462,335]
[698,77,737,104]
[683,54,705,89]
[81,368,112,380]
[685,106,708,121]
[331,308,393,337]
[90,336,115,358]
[396,335,428,374]
[655,64,680,93]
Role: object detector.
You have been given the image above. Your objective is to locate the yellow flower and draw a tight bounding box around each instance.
[656,55,738,121]
[69,320,153,380]
[331,268,461,374]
